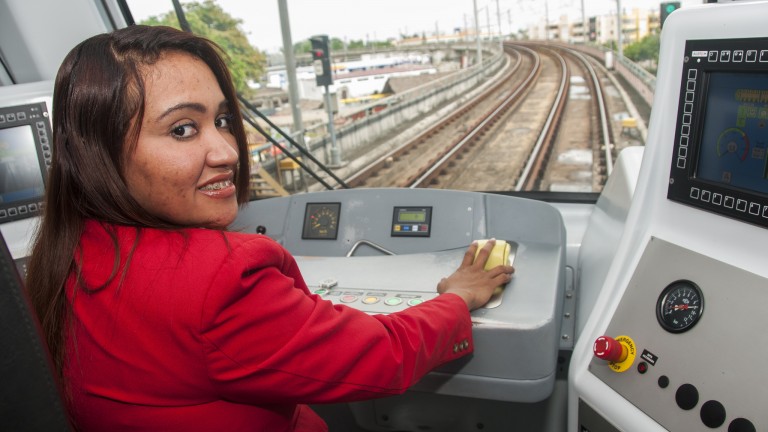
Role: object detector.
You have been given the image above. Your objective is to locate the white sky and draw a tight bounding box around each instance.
[126,0,705,54]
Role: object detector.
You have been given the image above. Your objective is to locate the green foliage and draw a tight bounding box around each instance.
[293,39,312,54]
[330,38,345,51]
[623,33,660,71]
[293,36,393,54]
[140,0,265,98]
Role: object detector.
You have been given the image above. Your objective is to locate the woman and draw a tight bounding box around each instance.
[26,25,513,431]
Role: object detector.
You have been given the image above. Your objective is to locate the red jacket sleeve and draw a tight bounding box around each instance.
[199,236,473,405]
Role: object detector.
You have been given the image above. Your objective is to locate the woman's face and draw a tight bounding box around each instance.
[124,51,239,229]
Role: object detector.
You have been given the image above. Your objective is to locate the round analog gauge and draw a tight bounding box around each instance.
[302,203,340,240]
[656,280,704,333]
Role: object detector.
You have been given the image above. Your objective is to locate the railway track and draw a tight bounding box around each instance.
[344,45,537,188]
[339,42,632,193]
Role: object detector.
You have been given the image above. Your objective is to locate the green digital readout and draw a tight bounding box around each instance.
[398,211,426,222]
[391,206,432,237]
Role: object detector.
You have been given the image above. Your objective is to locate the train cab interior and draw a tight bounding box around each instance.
[1,0,768,431]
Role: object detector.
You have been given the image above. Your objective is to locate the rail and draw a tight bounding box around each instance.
[514,47,568,191]
[409,46,540,189]
[570,50,615,176]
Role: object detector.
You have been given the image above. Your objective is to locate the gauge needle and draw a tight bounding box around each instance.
[672,305,699,310]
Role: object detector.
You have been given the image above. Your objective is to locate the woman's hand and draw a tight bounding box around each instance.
[437,239,515,310]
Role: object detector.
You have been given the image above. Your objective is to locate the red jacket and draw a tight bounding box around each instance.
[65,220,473,431]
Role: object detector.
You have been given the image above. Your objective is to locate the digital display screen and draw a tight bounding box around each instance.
[397,211,427,222]
[696,72,768,195]
[391,206,432,237]
[0,125,45,205]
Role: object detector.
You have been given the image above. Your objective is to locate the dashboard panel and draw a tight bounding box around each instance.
[235,188,567,402]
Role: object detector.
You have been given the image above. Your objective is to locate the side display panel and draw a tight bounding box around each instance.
[668,38,768,228]
[0,101,51,223]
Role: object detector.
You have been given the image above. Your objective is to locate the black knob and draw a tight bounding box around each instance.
[675,383,699,411]
[256,225,267,234]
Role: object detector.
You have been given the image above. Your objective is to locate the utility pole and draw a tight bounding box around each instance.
[277,0,305,146]
[464,14,468,42]
[581,0,587,44]
[616,0,624,58]
[496,0,502,41]
[486,7,491,39]
[473,0,482,66]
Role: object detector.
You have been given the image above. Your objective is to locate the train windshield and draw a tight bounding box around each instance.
[123,0,660,199]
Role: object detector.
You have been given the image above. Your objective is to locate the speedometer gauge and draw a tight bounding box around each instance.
[656,280,704,333]
[302,202,341,240]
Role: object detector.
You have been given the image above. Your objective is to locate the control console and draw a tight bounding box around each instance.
[236,188,566,403]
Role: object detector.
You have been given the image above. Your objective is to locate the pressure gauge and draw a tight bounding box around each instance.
[656,280,704,333]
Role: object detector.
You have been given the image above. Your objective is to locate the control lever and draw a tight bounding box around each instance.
[473,239,515,309]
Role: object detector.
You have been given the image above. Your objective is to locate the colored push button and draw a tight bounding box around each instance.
[362,296,380,305]
[407,298,424,307]
[340,295,358,303]
[385,297,404,306]
[313,288,329,295]
[594,336,627,363]
[593,335,636,372]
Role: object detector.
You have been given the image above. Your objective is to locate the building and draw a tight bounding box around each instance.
[528,7,660,47]
[266,53,438,104]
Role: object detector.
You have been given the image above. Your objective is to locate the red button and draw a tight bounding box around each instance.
[593,336,627,362]
[340,295,358,303]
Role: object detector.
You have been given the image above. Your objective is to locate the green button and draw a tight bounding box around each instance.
[313,288,329,295]
[407,298,424,307]
[385,297,404,306]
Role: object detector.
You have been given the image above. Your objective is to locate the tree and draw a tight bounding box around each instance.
[293,39,312,54]
[623,33,660,72]
[141,0,266,98]
[294,37,392,54]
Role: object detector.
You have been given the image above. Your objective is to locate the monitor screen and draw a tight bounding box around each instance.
[667,37,768,229]
[695,72,768,195]
[0,100,51,223]
[0,125,46,205]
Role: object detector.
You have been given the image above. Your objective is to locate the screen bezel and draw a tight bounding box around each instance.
[301,202,341,240]
[0,102,51,223]
[667,37,768,229]
[391,206,432,237]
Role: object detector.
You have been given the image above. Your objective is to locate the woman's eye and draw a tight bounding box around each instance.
[216,114,233,130]
[171,123,197,139]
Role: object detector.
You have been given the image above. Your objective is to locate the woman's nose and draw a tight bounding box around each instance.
[207,130,239,167]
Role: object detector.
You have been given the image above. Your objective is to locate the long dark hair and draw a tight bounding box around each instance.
[26,25,251,380]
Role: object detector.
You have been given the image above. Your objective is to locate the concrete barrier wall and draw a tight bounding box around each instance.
[307,44,505,164]
[555,42,656,107]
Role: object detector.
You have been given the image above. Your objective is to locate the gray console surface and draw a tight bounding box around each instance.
[235,188,566,402]
[591,237,767,431]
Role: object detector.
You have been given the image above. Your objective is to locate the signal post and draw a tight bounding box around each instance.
[310,35,343,167]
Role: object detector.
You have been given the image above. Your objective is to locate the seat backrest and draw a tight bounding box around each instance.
[0,231,71,431]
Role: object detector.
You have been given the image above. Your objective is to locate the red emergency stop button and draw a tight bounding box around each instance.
[593,335,627,363]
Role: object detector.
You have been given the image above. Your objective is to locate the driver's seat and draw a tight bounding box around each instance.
[0,231,71,431]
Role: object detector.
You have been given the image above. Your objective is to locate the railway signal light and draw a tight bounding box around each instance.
[309,35,333,87]
[660,2,680,28]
